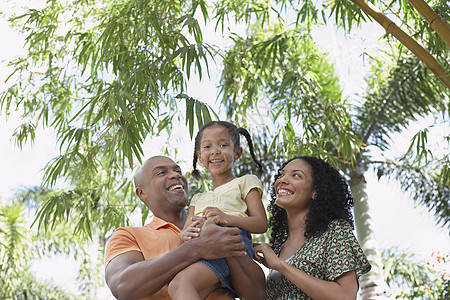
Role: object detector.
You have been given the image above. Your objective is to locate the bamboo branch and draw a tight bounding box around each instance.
[351,0,450,89]
[408,0,450,48]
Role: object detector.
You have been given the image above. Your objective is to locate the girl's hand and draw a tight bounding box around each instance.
[202,207,229,224]
[180,220,201,242]
[253,243,282,270]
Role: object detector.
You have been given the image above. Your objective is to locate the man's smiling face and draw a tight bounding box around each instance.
[136,156,188,215]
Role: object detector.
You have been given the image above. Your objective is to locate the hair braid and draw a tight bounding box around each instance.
[238,127,263,176]
[192,127,203,179]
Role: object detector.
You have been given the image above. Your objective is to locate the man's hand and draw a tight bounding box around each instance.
[191,218,246,259]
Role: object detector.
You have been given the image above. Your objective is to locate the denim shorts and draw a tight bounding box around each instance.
[199,228,253,296]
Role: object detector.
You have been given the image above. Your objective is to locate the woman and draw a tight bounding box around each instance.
[254,156,371,299]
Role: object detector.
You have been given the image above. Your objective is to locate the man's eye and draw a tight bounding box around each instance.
[220,144,228,147]
[157,171,166,175]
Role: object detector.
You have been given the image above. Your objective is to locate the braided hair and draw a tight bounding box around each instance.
[192,121,262,179]
[268,156,354,254]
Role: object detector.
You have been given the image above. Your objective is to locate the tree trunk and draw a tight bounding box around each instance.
[351,0,450,89]
[350,164,389,299]
[408,0,450,47]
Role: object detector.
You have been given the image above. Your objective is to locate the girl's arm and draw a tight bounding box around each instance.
[254,243,358,300]
[203,188,268,234]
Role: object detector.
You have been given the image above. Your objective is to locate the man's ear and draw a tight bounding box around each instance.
[136,187,144,199]
[234,146,243,160]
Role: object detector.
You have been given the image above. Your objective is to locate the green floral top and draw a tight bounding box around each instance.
[267,219,371,300]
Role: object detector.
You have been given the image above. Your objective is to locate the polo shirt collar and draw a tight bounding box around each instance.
[148,216,181,233]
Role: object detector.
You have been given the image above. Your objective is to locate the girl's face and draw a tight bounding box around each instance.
[274,159,316,212]
[197,125,242,177]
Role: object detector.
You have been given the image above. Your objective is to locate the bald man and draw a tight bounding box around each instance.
[104,156,266,299]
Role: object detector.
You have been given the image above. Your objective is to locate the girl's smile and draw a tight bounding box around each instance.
[197,125,242,180]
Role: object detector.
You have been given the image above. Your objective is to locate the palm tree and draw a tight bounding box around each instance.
[0,201,78,299]
[382,247,447,299]
[348,53,448,298]
[0,4,447,299]
[219,22,448,298]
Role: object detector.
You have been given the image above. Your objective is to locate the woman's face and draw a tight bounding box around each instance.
[274,159,316,212]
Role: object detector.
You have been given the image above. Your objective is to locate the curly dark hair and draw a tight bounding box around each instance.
[268,156,355,254]
[191,121,263,178]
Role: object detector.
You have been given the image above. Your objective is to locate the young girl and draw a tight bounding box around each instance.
[168,121,268,300]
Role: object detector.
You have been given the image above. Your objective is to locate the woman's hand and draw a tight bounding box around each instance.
[253,243,282,270]
[180,220,201,242]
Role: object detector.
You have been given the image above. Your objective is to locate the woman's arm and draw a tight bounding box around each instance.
[203,188,268,233]
[254,243,359,300]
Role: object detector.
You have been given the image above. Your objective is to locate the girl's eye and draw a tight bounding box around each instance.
[203,145,210,149]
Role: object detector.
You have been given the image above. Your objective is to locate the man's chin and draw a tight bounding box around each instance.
[167,192,188,206]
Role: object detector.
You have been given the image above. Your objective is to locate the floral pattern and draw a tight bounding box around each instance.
[267,219,371,299]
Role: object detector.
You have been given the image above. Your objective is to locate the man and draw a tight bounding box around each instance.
[105,156,266,299]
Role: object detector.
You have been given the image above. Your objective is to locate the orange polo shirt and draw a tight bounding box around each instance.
[105,217,234,300]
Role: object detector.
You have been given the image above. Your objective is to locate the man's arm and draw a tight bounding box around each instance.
[105,220,246,300]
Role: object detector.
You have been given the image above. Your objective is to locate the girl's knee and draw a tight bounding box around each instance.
[168,273,186,297]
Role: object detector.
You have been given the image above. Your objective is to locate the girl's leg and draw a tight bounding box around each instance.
[225,229,267,300]
[226,255,267,300]
[168,262,221,300]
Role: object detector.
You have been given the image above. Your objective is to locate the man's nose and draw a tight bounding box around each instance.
[168,170,181,179]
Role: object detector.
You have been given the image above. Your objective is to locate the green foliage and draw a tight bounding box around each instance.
[354,52,449,228]
[356,54,448,150]
[220,24,362,167]
[5,188,109,298]
[0,201,79,299]
[1,0,448,240]
[382,247,449,299]
[1,0,218,187]
[374,155,449,227]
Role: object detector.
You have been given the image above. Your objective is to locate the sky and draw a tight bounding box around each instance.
[0,0,448,298]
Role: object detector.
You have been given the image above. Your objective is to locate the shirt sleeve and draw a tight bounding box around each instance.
[241,174,263,198]
[104,227,140,269]
[189,192,200,207]
[323,220,371,281]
